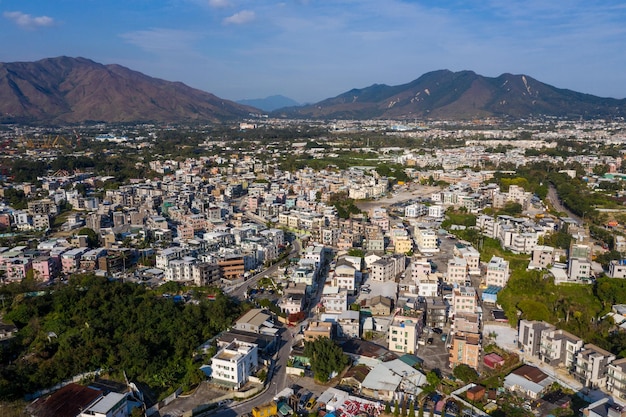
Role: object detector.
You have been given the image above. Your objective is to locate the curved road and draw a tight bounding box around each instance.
[546,184,582,223]
[163,214,302,416]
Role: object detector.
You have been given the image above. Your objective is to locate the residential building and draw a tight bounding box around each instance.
[211,340,258,389]
[539,327,583,369]
[607,357,626,402]
[388,316,421,355]
[320,287,348,314]
[453,312,480,334]
[415,228,438,253]
[337,310,361,339]
[78,392,129,417]
[279,294,305,315]
[425,297,448,329]
[304,321,333,341]
[332,262,357,293]
[449,332,481,370]
[573,344,616,389]
[485,256,510,287]
[233,309,274,335]
[518,319,553,357]
[447,257,468,285]
[417,273,439,298]
[504,365,554,399]
[608,260,626,279]
[368,295,393,316]
[218,255,245,281]
[454,244,481,275]
[452,286,478,316]
[370,257,396,282]
[568,257,593,282]
[529,245,556,269]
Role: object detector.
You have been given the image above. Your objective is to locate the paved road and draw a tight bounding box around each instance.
[204,328,295,417]
[547,184,581,223]
[229,238,301,300]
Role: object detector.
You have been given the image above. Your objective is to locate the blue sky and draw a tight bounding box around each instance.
[2,0,626,104]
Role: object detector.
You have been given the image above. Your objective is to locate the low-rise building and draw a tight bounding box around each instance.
[485,256,509,287]
[448,331,481,370]
[304,321,333,341]
[573,344,616,389]
[211,340,258,389]
[388,316,421,355]
[607,357,626,402]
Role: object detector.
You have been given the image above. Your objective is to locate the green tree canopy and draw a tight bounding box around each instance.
[452,364,479,383]
[303,337,349,382]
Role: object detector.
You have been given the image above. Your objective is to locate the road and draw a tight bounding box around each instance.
[229,238,301,300]
[546,184,581,223]
[184,213,302,416]
[204,327,295,417]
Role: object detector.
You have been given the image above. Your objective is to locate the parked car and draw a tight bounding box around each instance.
[306,398,317,410]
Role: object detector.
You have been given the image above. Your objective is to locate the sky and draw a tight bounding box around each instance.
[1,0,626,104]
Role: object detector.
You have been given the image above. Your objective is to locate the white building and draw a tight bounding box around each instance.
[211,340,258,389]
[428,205,445,219]
[79,392,129,417]
[608,260,626,279]
[447,257,468,285]
[485,256,510,287]
[415,228,439,253]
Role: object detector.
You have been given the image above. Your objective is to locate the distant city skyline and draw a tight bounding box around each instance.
[2,0,626,104]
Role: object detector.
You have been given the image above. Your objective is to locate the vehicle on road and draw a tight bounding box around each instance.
[305,398,317,411]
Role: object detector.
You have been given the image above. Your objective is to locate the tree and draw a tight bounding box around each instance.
[423,370,441,393]
[303,337,349,382]
[394,400,400,417]
[452,364,479,383]
[408,401,415,417]
[77,227,99,248]
[385,402,392,414]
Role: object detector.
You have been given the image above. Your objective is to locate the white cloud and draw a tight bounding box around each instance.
[3,11,55,29]
[120,28,201,53]
[208,0,231,8]
[223,10,255,25]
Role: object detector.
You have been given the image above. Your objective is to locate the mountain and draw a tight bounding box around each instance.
[237,95,300,112]
[275,70,626,120]
[0,56,258,124]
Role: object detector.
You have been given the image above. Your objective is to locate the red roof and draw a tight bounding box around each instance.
[483,352,505,368]
[27,383,102,417]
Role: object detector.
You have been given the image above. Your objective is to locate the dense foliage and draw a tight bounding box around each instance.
[0,275,243,400]
[452,364,479,383]
[303,337,349,382]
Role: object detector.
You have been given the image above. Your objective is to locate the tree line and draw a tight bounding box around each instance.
[0,275,245,400]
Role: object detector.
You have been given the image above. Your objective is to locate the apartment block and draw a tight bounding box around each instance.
[211,340,258,389]
[573,344,616,389]
[449,332,481,370]
[607,357,626,402]
[518,320,553,357]
[388,316,421,355]
[485,256,510,287]
[539,327,583,368]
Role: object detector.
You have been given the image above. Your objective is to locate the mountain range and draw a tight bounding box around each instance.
[0,57,256,124]
[275,70,626,120]
[236,95,300,112]
[1,57,626,123]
